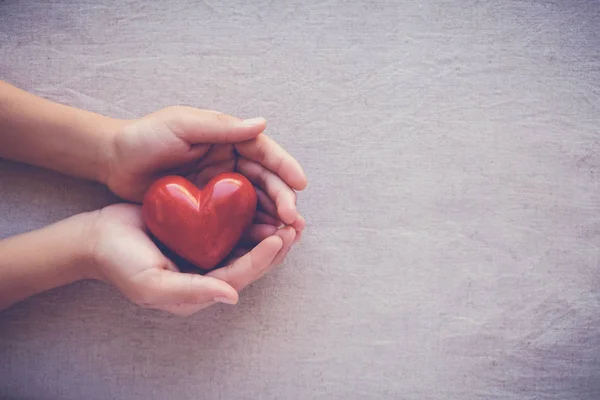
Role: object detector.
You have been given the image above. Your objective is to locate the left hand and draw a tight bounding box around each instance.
[104,106,307,230]
[89,204,297,316]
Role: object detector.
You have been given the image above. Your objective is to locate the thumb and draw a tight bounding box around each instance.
[158,106,266,144]
[138,269,239,306]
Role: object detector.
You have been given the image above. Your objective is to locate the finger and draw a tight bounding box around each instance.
[255,226,297,281]
[193,160,236,188]
[186,143,213,158]
[237,158,297,225]
[243,224,279,244]
[255,187,278,219]
[166,144,212,176]
[292,215,306,232]
[272,226,296,266]
[159,106,267,144]
[294,230,303,244]
[235,133,307,191]
[255,211,281,227]
[207,236,283,292]
[195,144,234,169]
[169,159,204,177]
[135,269,238,306]
[191,145,236,187]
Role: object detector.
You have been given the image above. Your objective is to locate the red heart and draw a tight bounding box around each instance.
[142,172,257,270]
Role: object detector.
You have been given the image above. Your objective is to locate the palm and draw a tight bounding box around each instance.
[92,204,175,295]
[93,203,296,316]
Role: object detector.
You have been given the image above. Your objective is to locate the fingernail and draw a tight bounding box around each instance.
[214,296,237,305]
[241,117,265,127]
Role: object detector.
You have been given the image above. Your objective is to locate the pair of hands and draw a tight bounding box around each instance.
[89,107,306,316]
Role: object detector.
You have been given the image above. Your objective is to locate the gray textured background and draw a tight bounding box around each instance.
[1,1,599,399]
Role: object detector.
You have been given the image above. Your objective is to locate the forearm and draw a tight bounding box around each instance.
[0,211,97,311]
[0,80,120,183]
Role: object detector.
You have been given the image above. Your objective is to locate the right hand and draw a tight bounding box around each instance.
[103,106,307,234]
[87,203,297,316]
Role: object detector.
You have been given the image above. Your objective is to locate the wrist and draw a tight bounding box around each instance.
[87,115,124,186]
[45,210,104,283]
[73,209,105,281]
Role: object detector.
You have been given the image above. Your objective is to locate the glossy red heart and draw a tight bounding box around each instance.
[142,172,257,270]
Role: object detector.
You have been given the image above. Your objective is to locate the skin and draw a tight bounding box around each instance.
[0,80,307,315]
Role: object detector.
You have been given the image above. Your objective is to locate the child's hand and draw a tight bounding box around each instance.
[105,107,307,229]
[0,83,305,312]
[89,203,296,316]
[0,82,307,228]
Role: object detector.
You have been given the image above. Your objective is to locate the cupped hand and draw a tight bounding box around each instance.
[89,203,296,316]
[105,107,307,229]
